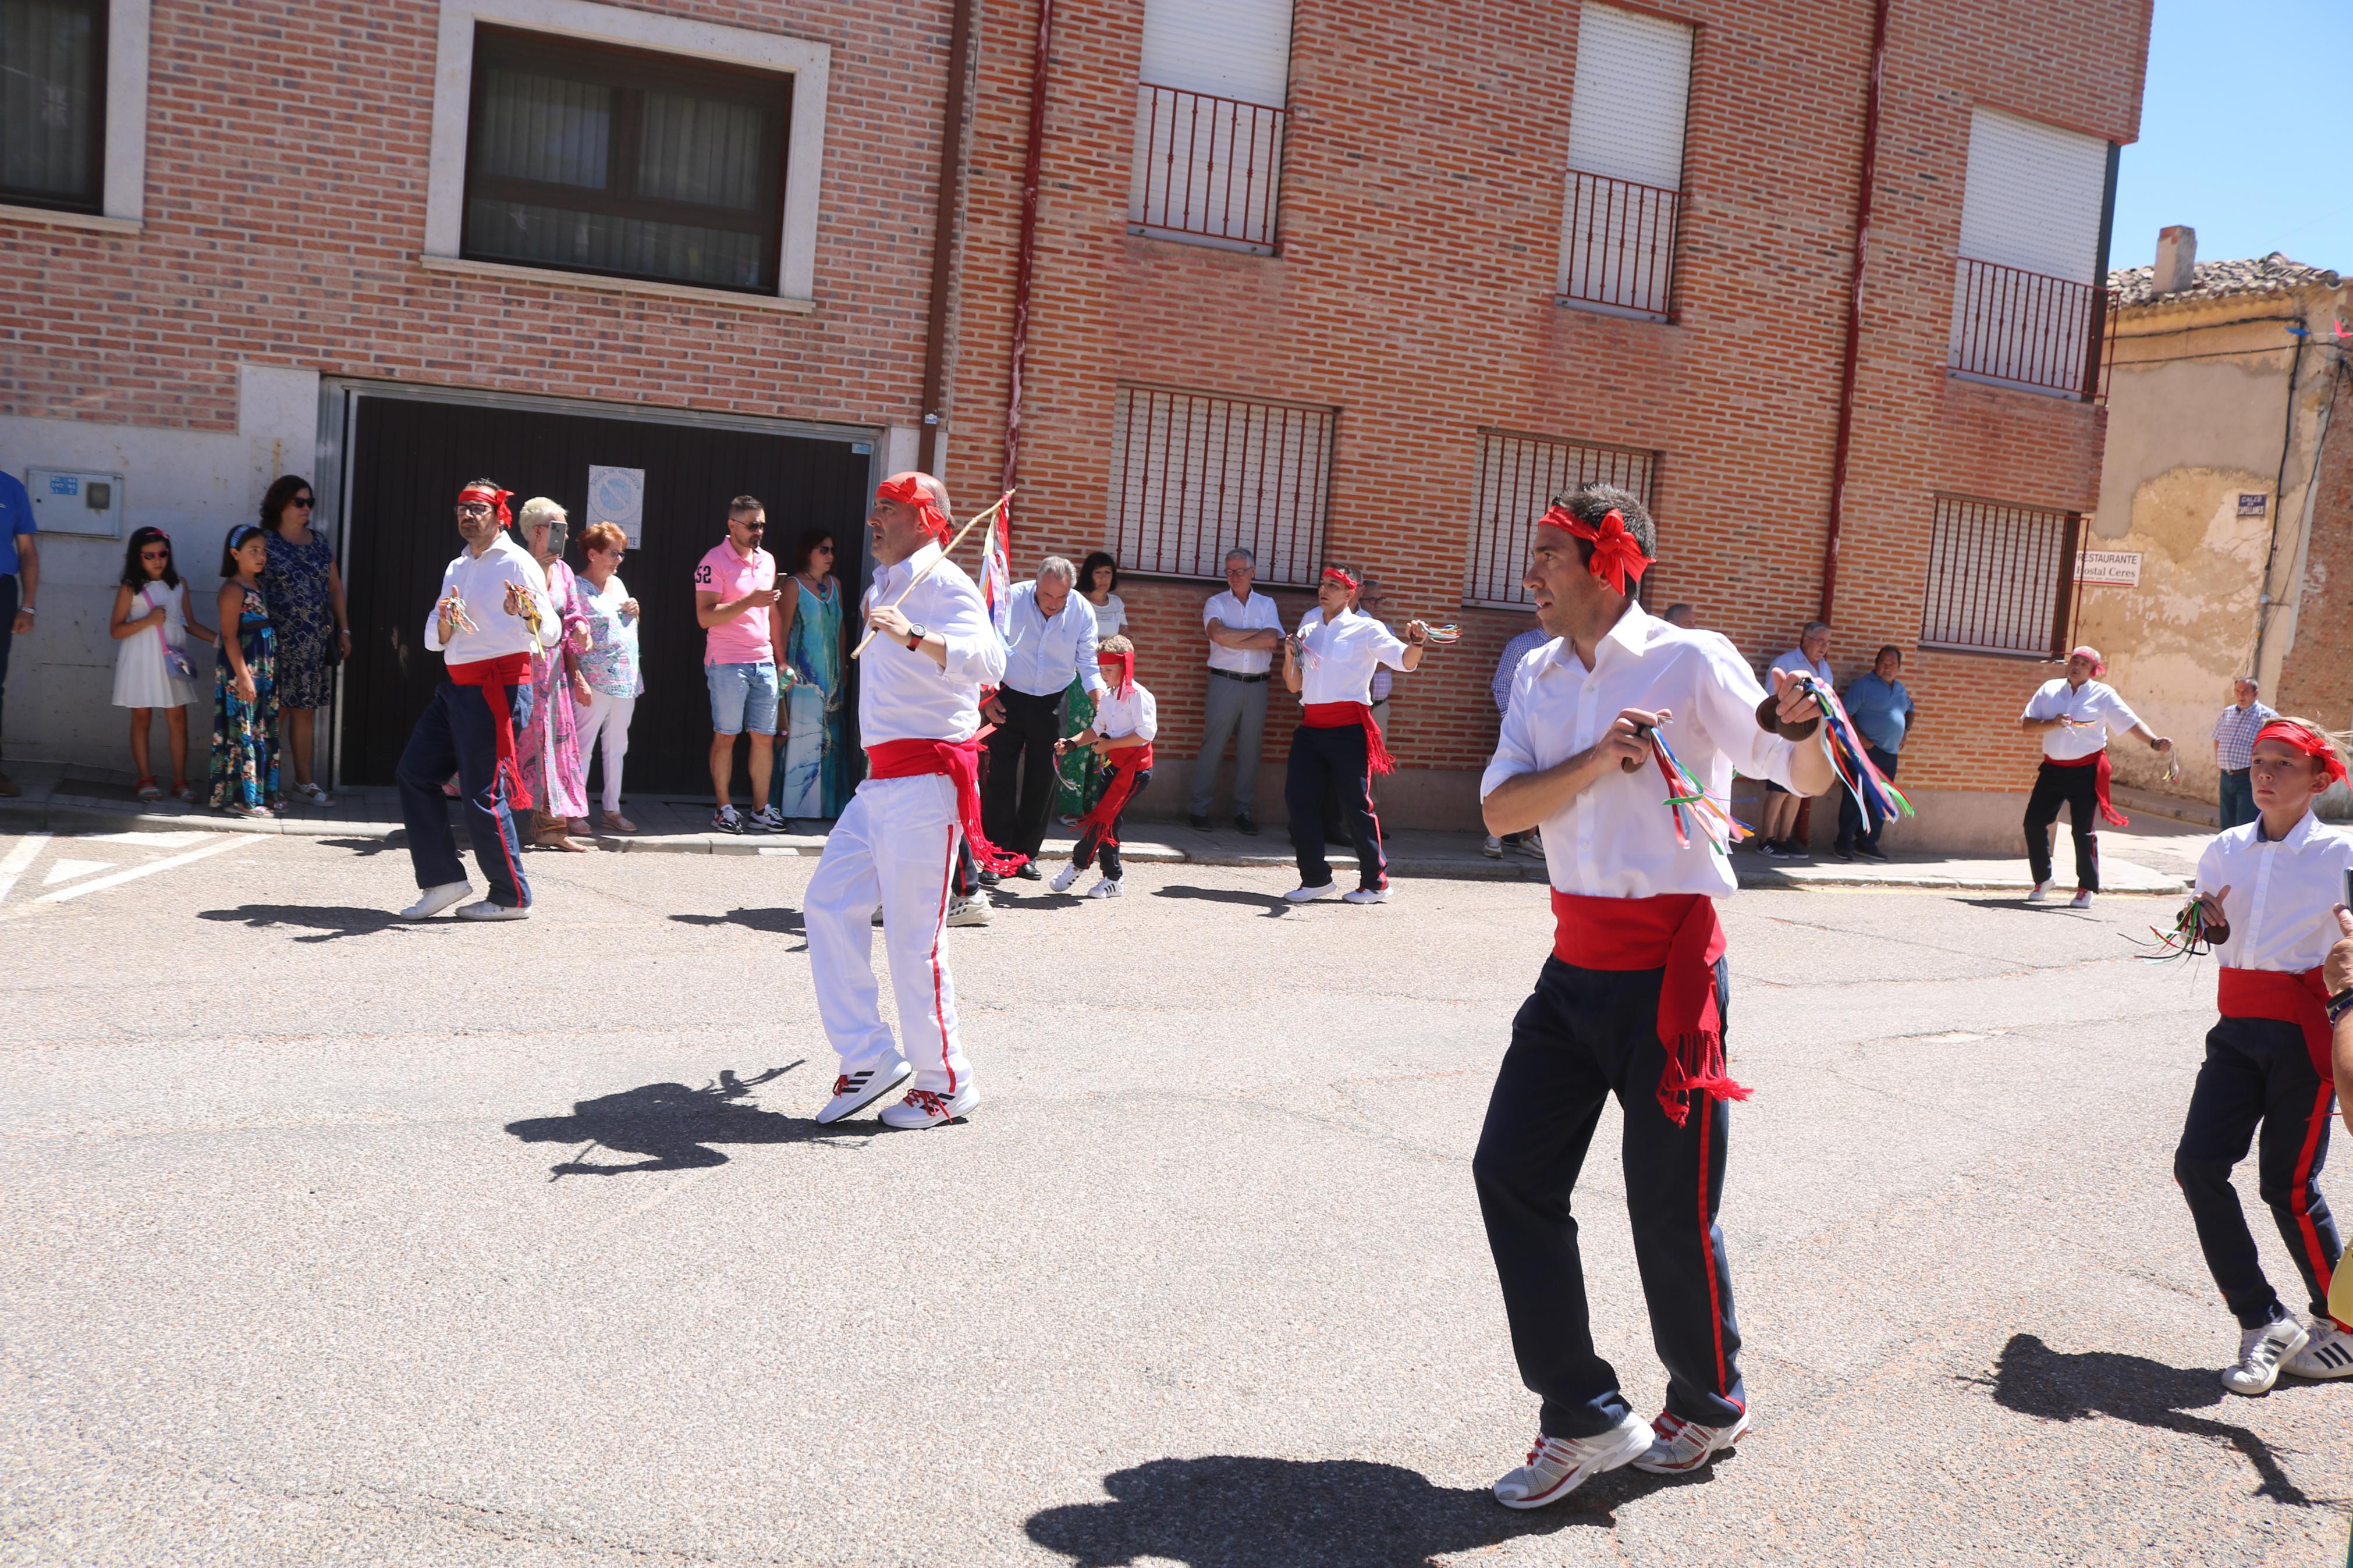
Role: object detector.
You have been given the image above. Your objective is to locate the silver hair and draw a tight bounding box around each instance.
[1223,547,1255,567]
[2235,674,2260,689]
[1802,620,1830,638]
[1037,556,1078,585]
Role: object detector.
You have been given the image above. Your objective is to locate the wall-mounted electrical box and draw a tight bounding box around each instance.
[26,469,126,539]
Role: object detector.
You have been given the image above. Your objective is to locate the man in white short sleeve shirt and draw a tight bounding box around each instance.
[1190,547,1287,834]
[2019,644,2171,908]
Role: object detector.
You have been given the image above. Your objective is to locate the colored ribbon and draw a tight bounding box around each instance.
[458,485,514,529]
[1552,891,1746,1125]
[865,735,1027,874]
[1536,504,1653,595]
[448,652,534,811]
[875,475,953,545]
[1787,673,1914,828]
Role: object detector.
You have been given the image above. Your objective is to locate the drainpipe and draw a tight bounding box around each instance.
[1818,0,1890,626]
[915,0,977,475]
[2248,319,2310,681]
[999,0,1056,500]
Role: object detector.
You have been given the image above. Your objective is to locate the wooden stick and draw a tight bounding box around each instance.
[850,489,1016,657]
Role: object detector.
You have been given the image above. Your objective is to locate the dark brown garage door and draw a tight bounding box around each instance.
[339,390,874,795]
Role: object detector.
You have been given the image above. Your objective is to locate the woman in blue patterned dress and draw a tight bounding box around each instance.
[257,475,349,807]
[208,525,281,817]
[771,526,845,823]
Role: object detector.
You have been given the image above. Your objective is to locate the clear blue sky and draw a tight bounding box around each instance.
[2109,0,2347,273]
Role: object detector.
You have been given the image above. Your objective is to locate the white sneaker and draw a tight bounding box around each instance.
[817,1061,913,1124]
[1284,881,1340,904]
[1343,885,1390,905]
[1051,862,1083,893]
[879,1083,979,1129]
[2070,889,2094,910]
[747,805,786,833]
[2283,1317,2353,1379]
[400,881,473,920]
[1521,828,1544,854]
[2223,1316,2309,1395]
[1087,876,1123,899]
[456,898,528,921]
[1484,835,1503,859]
[2027,881,2052,903]
[1490,1411,1649,1510]
[1630,1409,1750,1473]
[946,892,993,927]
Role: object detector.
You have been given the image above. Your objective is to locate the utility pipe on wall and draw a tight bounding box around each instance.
[999,0,1056,501]
[1818,0,1891,627]
[916,0,978,475]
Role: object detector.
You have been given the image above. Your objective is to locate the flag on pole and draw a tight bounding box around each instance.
[979,496,1013,642]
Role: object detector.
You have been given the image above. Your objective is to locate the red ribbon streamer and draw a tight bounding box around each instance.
[1074,743,1155,850]
[1536,504,1654,595]
[448,652,534,810]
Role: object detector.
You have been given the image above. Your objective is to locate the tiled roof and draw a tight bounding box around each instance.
[2109,252,2341,307]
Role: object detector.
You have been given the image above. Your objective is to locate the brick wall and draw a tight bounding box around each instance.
[943,0,2149,812]
[2275,361,2353,727]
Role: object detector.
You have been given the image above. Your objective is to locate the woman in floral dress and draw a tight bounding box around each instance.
[257,474,349,806]
[772,526,845,824]
[514,497,593,852]
[208,525,281,817]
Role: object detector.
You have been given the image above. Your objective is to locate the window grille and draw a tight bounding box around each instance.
[1918,496,2079,657]
[1106,386,1333,586]
[1948,109,2113,399]
[462,27,791,293]
[1465,430,1656,609]
[1129,83,1285,248]
[0,0,107,214]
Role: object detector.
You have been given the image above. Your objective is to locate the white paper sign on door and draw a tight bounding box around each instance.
[587,465,647,547]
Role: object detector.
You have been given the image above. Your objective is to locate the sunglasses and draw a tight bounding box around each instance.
[291,496,315,509]
[814,543,835,553]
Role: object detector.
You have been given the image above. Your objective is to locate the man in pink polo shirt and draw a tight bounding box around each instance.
[694,495,787,833]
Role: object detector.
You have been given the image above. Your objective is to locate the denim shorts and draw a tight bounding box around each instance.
[706,660,779,735]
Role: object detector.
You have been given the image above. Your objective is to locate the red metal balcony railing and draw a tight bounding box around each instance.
[1128,82,1286,250]
[1557,169,1680,319]
[1948,257,2109,399]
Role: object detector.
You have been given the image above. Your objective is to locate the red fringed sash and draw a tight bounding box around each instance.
[2047,749,2128,827]
[449,652,534,811]
[1303,701,1394,776]
[2219,966,2331,1078]
[1552,890,1747,1126]
[1075,742,1155,849]
[867,735,1027,874]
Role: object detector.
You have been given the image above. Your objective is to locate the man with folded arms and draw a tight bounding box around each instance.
[1189,547,1286,834]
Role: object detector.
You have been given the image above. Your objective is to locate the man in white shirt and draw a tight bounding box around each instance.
[1050,636,1156,898]
[2019,645,2173,908]
[1279,566,1428,904]
[805,472,1012,1131]
[1475,484,1834,1507]
[395,481,556,922]
[1189,547,1287,835]
[983,557,1103,876]
[2174,717,2353,1391]
[1754,622,1833,858]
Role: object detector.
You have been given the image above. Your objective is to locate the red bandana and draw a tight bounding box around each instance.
[1321,567,1358,593]
[1098,646,1134,698]
[1537,504,1653,596]
[2069,644,2106,677]
[2255,719,2350,785]
[458,485,513,529]
[876,475,952,545]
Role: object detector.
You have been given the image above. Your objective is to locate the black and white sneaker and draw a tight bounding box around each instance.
[817,1061,914,1125]
[748,805,786,833]
[879,1083,980,1129]
[712,805,744,834]
[2284,1317,2353,1379]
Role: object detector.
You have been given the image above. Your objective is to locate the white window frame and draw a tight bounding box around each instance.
[423,0,828,310]
[0,0,150,234]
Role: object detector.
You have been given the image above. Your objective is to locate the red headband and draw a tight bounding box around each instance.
[458,485,513,529]
[2068,645,2106,677]
[2254,720,2349,785]
[1098,645,1134,698]
[1536,504,1653,596]
[876,475,953,545]
[1321,567,1358,592]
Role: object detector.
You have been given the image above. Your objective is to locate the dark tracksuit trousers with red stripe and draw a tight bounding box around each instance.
[2175,1014,2342,1328]
[396,680,531,909]
[1474,955,1744,1439]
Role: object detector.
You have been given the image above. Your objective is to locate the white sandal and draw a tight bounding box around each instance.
[292,781,333,806]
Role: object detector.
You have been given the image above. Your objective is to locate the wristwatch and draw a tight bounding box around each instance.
[904,623,928,650]
[2327,989,2353,1027]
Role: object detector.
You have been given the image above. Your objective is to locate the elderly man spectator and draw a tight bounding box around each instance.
[1486,611,1552,858]
[983,556,1104,877]
[1836,645,1915,861]
[2213,677,2276,830]
[1758,621,1833,857]
[1662,602,1697,629]
[1188,546,1286,834]
[0,462,37,797]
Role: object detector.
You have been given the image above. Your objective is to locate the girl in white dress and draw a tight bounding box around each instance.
[111,527,217,801]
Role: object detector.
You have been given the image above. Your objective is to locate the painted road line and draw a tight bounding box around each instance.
[37,834,253,903]
[0,833,52,904]
[42,858,118,887]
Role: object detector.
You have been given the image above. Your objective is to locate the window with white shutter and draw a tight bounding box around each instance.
[1918,495,2081,657]
[1558,3,1691,320]
[1949,108,2116,397]
[1130,0,1291,250]
[1106,385,1332,585]
[1464,429,1657,609]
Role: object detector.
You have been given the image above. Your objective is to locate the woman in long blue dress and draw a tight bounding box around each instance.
[772,527,845,823]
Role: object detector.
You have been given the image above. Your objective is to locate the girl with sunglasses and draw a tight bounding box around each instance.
[109,527,218,802]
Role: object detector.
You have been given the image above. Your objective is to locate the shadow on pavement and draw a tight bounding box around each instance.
[1152,884,1289,915]
[669,907,805,944]
[1971,1332,2316,1505]
[317,836,404,856]
[198,903,422,943]
[503,1064,878,1178]
[1025,1453,1713,1566]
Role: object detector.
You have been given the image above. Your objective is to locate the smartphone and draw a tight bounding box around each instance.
[2343,866,2352,912]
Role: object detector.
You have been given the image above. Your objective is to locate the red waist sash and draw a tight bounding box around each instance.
[2046,748,2128,827]
[1075,742,1155,849]
[2219,965,2331,1078]
[449,652,533,811]
[1303,701,1394,776]
[866,735,1026,874]
[1552,890,1747,1126]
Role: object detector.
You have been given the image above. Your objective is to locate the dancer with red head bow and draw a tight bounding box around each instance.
[1474,483,1837,1507]
[806,472,1016,1130]
[2019,644,2174,909]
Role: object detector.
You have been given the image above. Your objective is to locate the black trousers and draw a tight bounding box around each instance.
[2175,1015,2342,1328]
[2024,758,2101,892]
[982,686,1063,859]
[1072,767,1150,880]
[1835,745,1899,852]
[1286,723,1386,890]
[1474,956,1744,1438]
[395,681,532,909]
[0,573,15,746]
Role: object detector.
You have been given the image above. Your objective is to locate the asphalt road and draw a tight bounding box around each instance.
[1,828,2347,1566]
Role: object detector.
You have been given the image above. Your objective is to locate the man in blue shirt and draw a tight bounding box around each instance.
[1836,644,1915,861]
[981,556,1104,877]
[2210,677,2276,830]
[0,468,38,798]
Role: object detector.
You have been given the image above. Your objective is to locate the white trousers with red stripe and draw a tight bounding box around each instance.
[804,773,971,1095]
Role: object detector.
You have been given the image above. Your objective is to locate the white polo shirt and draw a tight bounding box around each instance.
[2022,677,2143,762]
[1204,588,1286,675]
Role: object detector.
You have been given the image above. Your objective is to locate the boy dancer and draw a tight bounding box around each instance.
[1475,484,1834,1507]
[1051,636,1155,899]
[2176,717,2353,1391]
